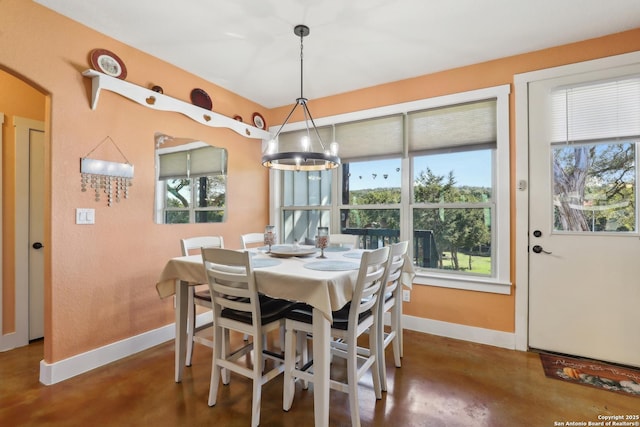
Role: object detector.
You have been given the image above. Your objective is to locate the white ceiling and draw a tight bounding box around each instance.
[36,0,640,108]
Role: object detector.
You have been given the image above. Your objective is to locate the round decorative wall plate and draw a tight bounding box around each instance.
[90,49,127,79]
[190,88,213,110]
[252,112,266,129]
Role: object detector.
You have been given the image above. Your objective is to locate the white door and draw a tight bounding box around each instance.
[15,117,45,342]
[528,66,640,367]
[28,128,45,340]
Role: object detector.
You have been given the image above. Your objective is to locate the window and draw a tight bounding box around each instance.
[271,85,511,293]
[412,148,493,275]
[409,100,496,278]
[156,142,227,224]
[340,158,402,248]
[280,169,332,243]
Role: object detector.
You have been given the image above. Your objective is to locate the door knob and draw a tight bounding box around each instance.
[532,245,551,254]
[533,230,542,237]
[32,242,43,249]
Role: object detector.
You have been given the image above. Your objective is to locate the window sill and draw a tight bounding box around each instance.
[413,271,512,295]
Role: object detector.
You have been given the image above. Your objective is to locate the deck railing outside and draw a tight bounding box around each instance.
[342,228,439,268]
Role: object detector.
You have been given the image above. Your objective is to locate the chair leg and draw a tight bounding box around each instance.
[251,354,263,427]
[297,331,309,390]
[283,323,296,411]
[378,322,388,392]
[186,288,195,366]
[398,303,404,358]
[392,307,402,368]
[347,340,362,427]
[370,324,382,400]
[208,325,223,407]
[279,326,286,352]
[222,329,231,385]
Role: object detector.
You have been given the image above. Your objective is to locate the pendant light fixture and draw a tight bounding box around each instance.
[262,24,340,171]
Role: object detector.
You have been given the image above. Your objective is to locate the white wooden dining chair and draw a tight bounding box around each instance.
[329,233,359,249]
[375,240,409,392]
[180,236,224,366]
[240,232,266,249]
[202,248,296,427]
[241,231,288,346]
[282,246,390,427]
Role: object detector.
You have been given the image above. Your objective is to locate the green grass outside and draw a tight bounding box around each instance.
[441,251,491,275]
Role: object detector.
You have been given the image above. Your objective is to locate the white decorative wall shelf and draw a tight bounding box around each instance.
[82,69,270,140]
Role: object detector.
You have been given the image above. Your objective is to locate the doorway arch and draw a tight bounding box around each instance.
[0,67,48,353]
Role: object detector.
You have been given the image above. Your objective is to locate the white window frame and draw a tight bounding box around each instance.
[268,84,511,294]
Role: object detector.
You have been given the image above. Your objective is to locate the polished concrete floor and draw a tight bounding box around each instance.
[1,330,638,426]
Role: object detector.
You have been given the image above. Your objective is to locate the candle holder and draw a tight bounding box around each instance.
[264,225,276,253]
[316,227,329,259]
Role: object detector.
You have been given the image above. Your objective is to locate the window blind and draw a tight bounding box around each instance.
[277,115,404,161]
[158,146,225,180]
[335,114,404,160]
[408,99,497,153]
[551,77,640,143]
[277,126,334,153]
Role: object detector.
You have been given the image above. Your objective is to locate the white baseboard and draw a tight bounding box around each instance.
[39,311,513,385]
[402,314,516,350]
[39,312,213,385]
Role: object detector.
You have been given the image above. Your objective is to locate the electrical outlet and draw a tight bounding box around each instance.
[402,289,410,302]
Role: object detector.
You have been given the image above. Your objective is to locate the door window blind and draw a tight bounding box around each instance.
[551,77,640,143]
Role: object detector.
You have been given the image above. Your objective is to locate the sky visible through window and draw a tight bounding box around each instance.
[348,151,492,191]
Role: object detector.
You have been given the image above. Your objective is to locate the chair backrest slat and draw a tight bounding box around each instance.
[181,236,224,256]
[329,233,359,249]
[350,246,390,324]
[384,241,409,297]
[240,233,265,249]
[202,248,259,320]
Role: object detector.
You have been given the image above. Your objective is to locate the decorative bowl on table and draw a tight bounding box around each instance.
[268,245,317,258]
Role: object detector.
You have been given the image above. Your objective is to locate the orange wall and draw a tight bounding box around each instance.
[1,1,271,362]
[2,0,640,364]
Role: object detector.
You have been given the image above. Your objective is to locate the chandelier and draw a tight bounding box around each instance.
[262,24,340,171]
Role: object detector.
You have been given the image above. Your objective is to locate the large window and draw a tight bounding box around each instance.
[271,85,511,293]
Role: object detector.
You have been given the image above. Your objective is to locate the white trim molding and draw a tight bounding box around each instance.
[40,311,511,384]
[403,314,516,350]
[39,312,211,385]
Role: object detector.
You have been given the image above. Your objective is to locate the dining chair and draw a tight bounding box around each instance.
[240,232,268,342]
[329,233,359,249]
[282,246,390,427]
[180,236,224,366]
[202,247,296,427]
[240,232,266,249]
[376,240,409,392]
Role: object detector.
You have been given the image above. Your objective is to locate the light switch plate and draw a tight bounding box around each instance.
[76,208,95,224]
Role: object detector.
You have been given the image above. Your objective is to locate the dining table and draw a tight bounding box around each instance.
[155,244,414,427]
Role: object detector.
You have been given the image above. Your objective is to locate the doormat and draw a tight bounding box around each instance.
[540,352,640,397]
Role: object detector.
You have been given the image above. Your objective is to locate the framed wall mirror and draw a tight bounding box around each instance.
[154,133,227,224]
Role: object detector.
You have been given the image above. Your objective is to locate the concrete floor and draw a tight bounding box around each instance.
[1,330,637,426]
